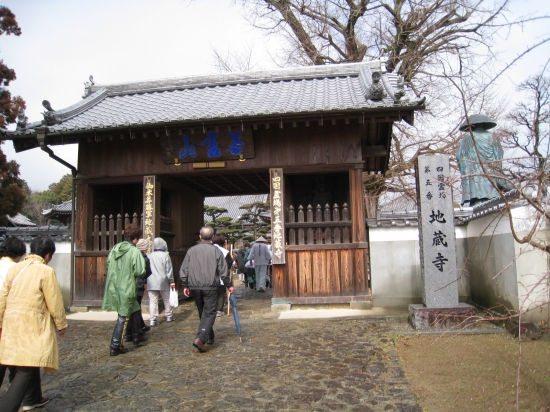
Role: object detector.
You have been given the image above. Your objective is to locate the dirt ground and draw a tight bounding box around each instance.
[396,332,550,412]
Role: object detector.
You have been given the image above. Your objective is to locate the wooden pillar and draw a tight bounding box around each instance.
[350,168,366,243]
[75,183,93,251]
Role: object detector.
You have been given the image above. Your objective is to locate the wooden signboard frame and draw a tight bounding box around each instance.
[270,168,286,264]
[159,126,255,164]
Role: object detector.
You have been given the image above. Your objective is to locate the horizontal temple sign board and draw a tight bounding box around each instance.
[159,126,255,164]
[270,168,286,264]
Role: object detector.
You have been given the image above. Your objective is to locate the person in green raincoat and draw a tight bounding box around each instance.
[102,223,147,356]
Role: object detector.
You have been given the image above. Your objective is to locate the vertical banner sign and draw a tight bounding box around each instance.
[416,155,458,308]
[270,168,286,264]
[143,176,156,255]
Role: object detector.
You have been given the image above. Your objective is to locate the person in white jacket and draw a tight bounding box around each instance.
[147,238,176,326]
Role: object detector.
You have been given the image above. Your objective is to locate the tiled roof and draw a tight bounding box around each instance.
[366,207,474,228]
[379,196,417,212]
[42,200,73,217]
[0,226,71,242]
[11,60,425,136]
[368,190,524,228]
[6,213,37,227]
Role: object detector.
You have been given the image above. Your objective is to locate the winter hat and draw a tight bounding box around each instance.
[136,239,150,252]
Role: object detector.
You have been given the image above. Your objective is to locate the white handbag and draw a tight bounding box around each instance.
[169,287,179,308]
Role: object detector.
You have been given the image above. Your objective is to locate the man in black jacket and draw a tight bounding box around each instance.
[179,226,234,352]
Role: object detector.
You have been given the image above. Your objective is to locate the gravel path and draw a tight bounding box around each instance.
[1,283,423,412]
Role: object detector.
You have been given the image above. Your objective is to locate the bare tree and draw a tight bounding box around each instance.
[498,65,550,252]
[210,41,260,73]
[445,61,549,411]
[230,0,550,216]
[237,0,507,79]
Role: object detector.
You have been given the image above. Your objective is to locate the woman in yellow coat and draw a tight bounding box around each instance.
[0,236,67,412]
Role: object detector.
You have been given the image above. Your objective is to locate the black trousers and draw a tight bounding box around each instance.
[215,285,226,312]
[125,294,146,339]
[0,364,16,387]
[193,289,217,343]
[246,268,256,289]
[110,309,142,350]
[0,366,42,412]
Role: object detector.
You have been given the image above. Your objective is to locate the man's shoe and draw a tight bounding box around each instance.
[206,338,214,345]
[23,397,50,410]
[141,326,151,332]
[110,347,129,356]
[149,320,158,327]
[133,335,148,346]
[193,338,207,352]
[216,311,224,317]
[166,315,176,322]
[258,288,266,292]
[123,335,132,342]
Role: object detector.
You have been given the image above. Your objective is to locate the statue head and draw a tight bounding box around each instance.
[459,114,497,132]
[16,107,27,130]
[368,71,385,100]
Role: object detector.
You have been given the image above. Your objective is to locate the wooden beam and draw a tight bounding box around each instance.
[218,174,243,192]
[201,176,229,193]
[180,178,216,195]
[236,172,259,191]
[362,145,388,157]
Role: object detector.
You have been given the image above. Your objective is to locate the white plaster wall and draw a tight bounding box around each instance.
[370,227,470,306]
[454,226,472,300]
[23,241,72,308]
[513,211,550,324]
[464,212,519,314]
[464,206,549,324]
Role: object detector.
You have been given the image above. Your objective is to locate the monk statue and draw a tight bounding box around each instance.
[456,114,512,206]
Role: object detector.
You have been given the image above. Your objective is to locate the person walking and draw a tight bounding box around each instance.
[212,233,233,317]
[179,226,233,352]
[0,236,27,390]
[0,236,67,412]
[248,236,272,292]
[243,242,255,289]
[147,237,176,326]
[124,238,152,342]
[233,248,245,285]
[102,224,148,356]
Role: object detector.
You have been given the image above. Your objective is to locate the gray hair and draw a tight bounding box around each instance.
[199,226,214,241]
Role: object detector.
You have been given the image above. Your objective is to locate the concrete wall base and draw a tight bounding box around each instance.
[350,301,373,310]
[69,306,89,313]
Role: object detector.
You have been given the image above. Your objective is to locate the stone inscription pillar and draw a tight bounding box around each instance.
[410,155,475,330]
[416,155,458,307]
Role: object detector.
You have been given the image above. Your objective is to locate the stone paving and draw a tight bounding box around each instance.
[1,282,423,412]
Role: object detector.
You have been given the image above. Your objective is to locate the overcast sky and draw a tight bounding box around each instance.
[1,0,548,191]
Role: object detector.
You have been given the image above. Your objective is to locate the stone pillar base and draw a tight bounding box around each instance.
[409,303,476,330]
[271,303,291,312]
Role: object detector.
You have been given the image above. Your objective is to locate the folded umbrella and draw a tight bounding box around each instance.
[227,291,242,343]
